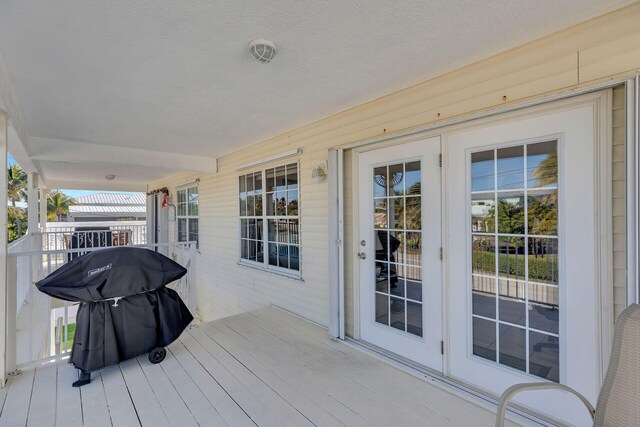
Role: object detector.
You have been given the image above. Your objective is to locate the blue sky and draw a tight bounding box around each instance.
[8,153,140,198]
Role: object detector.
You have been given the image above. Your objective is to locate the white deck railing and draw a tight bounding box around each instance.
[40,221,147,251]
[8,234,36,314]
[7,241,197,369]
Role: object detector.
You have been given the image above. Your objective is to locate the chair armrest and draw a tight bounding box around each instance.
[495,383,595,427]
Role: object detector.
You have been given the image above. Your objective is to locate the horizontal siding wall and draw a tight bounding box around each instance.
[150,2,640,327]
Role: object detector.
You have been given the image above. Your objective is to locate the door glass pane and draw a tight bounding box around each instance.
[471,194,495,232]
[470,140,559,381]
[527,141,557,189]
[374,199,387,229]
[375,293,389,326]
[390,297,405,331]
[497,193,525,234]
[473,317,496,361]
[405,162,421,195]
[528,190,557,235]
[405,197,421,231]
[529,331,559,382]
[472,276,496,319]
[406,301,423,337]
[372,160,423,337]
[374,167,388,197]
[497,146,524,190]
[471,151,494,192]
[499,324,526,371]
[389,163,404,196]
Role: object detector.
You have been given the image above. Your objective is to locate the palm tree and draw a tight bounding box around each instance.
[47,191,76,222]
[7,164,27,206]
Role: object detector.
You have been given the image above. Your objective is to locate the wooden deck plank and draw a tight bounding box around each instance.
[56,364,83,427]
[101,365,140,427]
[79,372,111,427]
[0,308,526,427]
[167,342,255,427]
[26,365,57,427]
[137,355,198,427]
[158,345,228,427]
[193,324,346,427]
[201,319,366,427]
[251,308,518,427]
[179,331,287,427]
[0,376,9,420]
[0,368,35,426]
[119,358,170,427]
[250,309,496,426]
[187,327,316,427]
[211,315,432,427]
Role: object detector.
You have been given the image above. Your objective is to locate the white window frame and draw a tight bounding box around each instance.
[176,184,199,248]
[238,162,301,279]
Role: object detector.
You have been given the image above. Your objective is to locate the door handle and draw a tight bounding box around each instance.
[357,252,367,260]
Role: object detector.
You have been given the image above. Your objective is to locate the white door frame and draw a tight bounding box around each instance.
[356,136,443,370]
[443,92,612,425]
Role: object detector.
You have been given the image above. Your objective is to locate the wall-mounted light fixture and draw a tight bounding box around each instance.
[311,163,327,182]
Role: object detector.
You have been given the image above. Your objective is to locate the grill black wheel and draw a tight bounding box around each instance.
[149,347,167,364]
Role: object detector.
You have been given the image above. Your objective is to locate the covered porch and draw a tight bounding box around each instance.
[1,1,640,426]
[0,307,522,427]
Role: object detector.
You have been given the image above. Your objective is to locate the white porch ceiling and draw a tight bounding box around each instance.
[0,0,631,190]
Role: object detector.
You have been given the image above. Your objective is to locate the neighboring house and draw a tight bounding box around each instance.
[67,192,146,222]
[1,2,640,425]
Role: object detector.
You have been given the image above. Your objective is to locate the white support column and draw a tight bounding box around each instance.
[27,173,38,236]
[0,112,9,384]
[39,188,47,231]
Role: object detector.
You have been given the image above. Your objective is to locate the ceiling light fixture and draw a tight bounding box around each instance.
[248,39,277,64]
[105,174,116,180]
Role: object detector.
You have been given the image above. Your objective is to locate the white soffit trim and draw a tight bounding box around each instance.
[30,137,217,173]
[235,148,302,171]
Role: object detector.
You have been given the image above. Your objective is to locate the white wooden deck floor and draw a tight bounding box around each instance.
[0,308,522,427]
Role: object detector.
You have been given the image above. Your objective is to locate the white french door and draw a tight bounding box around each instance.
[445,99,608,425]
[358,136,443,371]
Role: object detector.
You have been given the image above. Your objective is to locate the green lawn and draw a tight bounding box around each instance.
[54,323,76,352]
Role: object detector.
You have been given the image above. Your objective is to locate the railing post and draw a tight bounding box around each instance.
[189,243,197,320]
[0,112,10,385]
[5,256,16,377]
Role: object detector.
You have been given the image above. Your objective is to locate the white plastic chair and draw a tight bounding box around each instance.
[496,304,640,427]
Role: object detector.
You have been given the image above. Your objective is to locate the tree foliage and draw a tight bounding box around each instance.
[7,164,28,242]
[47,191,76,222]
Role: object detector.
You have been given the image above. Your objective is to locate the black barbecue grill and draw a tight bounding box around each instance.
[36,246,194,387]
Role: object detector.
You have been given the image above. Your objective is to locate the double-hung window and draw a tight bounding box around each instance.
[239,163,300,274]
[177,185,199,248]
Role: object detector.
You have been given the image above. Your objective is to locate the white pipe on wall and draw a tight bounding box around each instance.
[630,75,640,305]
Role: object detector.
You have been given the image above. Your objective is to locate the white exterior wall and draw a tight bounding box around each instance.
[150,144,330,325]
[150,3,640,327]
